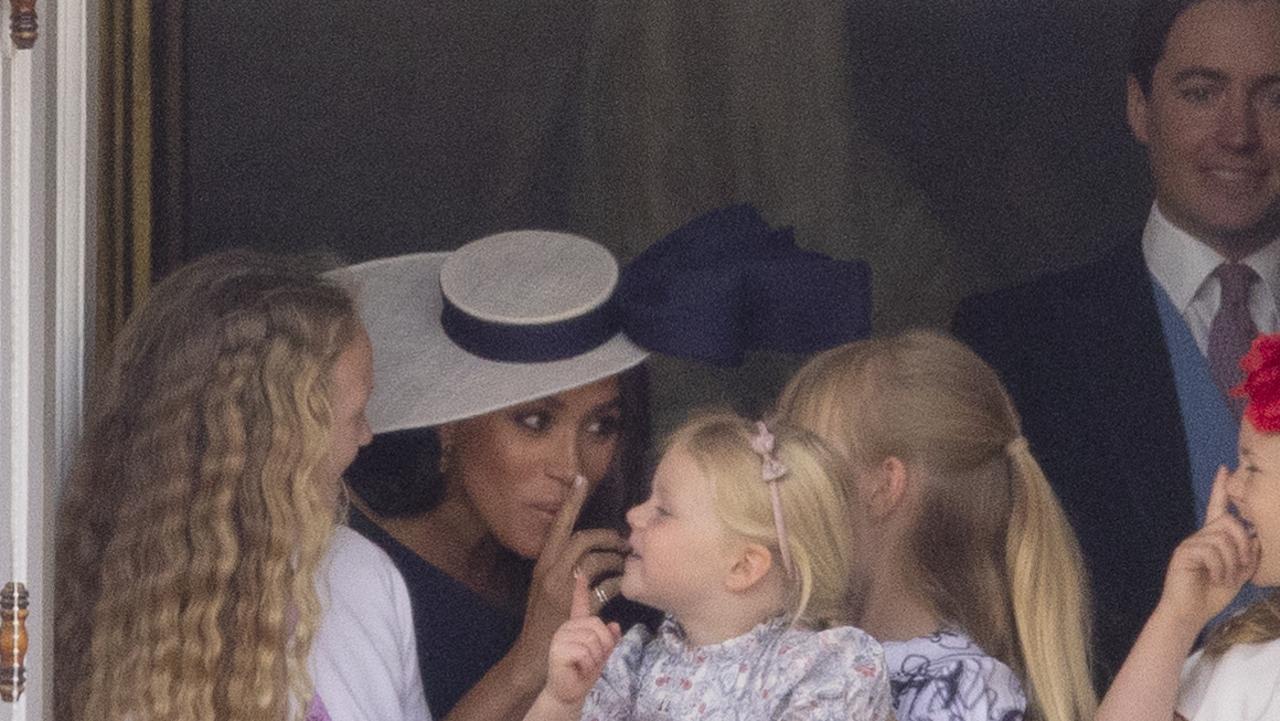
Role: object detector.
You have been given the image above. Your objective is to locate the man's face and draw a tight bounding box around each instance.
[1127,0,1280,258]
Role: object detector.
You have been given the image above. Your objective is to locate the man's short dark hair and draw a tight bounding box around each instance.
[1130,0,1279,95]
[1129,0,1203,95]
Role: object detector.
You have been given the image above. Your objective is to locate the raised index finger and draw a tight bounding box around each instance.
[1206,465,1231,523]
[543,474,590,560]
[570,570,592,619]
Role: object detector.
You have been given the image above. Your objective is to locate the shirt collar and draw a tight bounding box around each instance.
[1142,202,1280,313]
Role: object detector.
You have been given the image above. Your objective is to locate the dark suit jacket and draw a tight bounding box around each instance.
[952,238,1198,685]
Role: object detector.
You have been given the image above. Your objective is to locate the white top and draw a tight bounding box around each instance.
[1141,203,1280,355]
[310,526,432,721]
[883,630,1026,721]
[1177,639,1280,721]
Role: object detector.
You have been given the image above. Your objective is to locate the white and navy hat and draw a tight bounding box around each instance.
[337,204,874,434]
[335,231,647,433]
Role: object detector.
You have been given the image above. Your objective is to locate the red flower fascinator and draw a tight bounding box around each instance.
[1235,333,1280,432]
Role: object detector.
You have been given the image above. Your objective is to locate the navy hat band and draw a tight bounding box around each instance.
[440,291,622,363]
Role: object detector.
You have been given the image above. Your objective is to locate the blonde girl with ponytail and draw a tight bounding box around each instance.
[776,329,1097,721]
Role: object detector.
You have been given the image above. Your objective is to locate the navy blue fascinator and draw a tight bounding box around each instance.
[619,203,872,366]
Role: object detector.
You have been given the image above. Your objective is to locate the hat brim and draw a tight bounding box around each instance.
[336,252,649,433]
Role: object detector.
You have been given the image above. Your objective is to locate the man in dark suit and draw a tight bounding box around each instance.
[953,0,1280,684]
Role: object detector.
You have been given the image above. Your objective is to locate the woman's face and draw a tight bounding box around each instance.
[443,375,623,558]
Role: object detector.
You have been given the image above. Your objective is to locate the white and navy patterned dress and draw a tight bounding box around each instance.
[581,615,892,720]
[884,630,1026,721]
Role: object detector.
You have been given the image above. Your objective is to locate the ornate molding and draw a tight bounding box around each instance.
[9,0,36,49]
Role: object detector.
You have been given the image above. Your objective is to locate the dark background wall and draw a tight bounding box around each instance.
[181,1,1152,426]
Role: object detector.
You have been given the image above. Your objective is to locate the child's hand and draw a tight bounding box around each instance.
[544,572,622,707]
[1157,466,1260,629]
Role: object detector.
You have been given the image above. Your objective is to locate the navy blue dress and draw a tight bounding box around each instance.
[348,509,524,718]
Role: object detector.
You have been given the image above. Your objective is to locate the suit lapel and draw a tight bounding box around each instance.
[1062,242,1197,545]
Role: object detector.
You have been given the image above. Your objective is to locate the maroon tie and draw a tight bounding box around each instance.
[1208,263,1259,418]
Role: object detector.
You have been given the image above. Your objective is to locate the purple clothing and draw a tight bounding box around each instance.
[306,695,331,721]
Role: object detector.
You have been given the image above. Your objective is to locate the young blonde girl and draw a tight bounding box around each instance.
[524,411,893,721]
[54,250,425,721]
[776,330,1097,721]
[1097,333,1280,721]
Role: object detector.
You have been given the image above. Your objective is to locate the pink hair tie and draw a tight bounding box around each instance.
[749,421,793,575]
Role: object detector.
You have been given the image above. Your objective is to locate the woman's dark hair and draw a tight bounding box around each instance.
[346,364,652,530]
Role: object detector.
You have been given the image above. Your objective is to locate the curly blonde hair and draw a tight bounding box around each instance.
[54,250,360,721]
[777,330,1097,721]
[667,412,856,629]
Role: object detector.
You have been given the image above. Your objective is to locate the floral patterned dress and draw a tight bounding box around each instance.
[581,615,892,720]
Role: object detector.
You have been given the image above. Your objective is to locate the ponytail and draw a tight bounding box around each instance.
[778,331,1099,721]
[1005,438,1097,721]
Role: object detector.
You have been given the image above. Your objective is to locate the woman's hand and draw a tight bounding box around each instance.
[1157,466,1260,631]
[510,474,627,686]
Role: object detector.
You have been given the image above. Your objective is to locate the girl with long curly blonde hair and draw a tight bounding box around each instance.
[54,250,380,721]
[776,330,1097,721]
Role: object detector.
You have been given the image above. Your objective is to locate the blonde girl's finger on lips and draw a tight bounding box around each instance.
[1185,539,1228,585]
[1197,522,1242,572]
[1205,465,1231,522]
[1218,516,1256,569]
[1200,523,1248,575]
[1207,536,1239,584]
[1214,519,1257,574]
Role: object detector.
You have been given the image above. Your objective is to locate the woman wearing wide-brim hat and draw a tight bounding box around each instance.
[323,206,874,721]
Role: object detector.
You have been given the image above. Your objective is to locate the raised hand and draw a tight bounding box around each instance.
[545,573,623,706]
[510,475,627,683]
[1158,466,1260,630]
[1096,467,1263,721]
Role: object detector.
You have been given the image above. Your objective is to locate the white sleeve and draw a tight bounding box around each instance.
[1177,641,1280,721]
[310,526,432,721]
